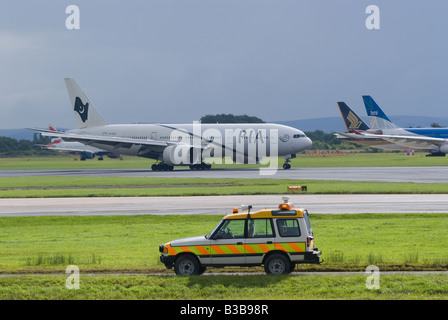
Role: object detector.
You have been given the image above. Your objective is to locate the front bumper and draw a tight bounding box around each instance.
[160,254,176,269]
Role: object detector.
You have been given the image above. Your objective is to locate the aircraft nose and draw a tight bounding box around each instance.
[305,137,312,148]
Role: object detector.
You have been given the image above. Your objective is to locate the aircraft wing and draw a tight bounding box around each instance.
[337,131,446,150]
[41,146,94,153]
[335,132,383,140]
[372,134,445,150]
[30,128,169,149]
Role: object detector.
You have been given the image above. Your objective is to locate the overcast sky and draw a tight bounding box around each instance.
[1,1,447,129]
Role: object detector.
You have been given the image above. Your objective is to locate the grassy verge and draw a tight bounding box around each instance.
[1,214,448,274]
[0,152,447,170]
[1,176,448,198]
[1,273,447,300]
[1,213,448,300]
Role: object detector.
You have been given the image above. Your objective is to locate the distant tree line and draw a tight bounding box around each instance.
[0,129,372,157]
[201,114,265,123]
[0,134,54,157]
[304,130,375,151]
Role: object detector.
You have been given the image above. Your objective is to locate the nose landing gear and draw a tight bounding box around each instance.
[283,154,294,169]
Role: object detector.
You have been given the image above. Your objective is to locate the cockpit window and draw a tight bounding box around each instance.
[293,134,306,138]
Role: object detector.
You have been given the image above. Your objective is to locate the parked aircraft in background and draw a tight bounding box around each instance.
[335,101,409,151]
[32,78,312,170]
[36,126,122,160]
[362,95,448,156]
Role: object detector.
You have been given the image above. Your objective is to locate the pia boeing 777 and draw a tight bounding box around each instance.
[32,78,312,170]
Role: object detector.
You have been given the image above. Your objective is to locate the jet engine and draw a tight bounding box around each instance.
[162,145,202,166]
[439,144,448,154]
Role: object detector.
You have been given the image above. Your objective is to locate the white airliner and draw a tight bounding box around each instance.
[37,126,122,160]
[338,96,448,156]
[33,78,312,170]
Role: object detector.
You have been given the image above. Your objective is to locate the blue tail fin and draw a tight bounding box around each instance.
[362,95,399,129]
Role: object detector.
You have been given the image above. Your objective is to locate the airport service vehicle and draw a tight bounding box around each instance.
[159,197,322,275]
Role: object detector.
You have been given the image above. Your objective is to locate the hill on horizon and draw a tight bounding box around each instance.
[2,115,448,140]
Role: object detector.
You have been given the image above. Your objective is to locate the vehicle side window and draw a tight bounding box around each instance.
[247,219,274,238]
[276,219,301,237]
[303,210,313,236]
[213,219,245,239]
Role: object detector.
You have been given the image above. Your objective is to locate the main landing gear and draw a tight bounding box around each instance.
[151,162,212,171]
[189,162,212,170]
[151,163,174,171]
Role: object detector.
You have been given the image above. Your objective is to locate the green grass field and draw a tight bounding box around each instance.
[1,176,448,198]
[1,214,447,299]
[1,154,447,300]
[1,273,447,300]
[0,152,447,170]
[1,214,447,274]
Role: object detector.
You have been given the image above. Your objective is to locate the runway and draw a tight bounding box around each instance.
[1,194,447,217]
[1,166,448,183]
[1,166,447,216]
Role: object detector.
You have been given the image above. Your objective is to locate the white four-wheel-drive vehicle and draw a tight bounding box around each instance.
[159,197,322,275]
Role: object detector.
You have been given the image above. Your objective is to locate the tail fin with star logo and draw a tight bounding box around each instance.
[64,78,108,129]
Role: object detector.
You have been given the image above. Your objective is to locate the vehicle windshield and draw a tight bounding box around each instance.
[207,219,245,239]
[206,220,224,239]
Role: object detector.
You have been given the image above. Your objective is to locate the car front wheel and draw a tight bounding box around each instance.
[174,255,201,276]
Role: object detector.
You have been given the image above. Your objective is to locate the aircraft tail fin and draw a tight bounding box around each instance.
[362,95,399,130]
[64,78,108,129]
[337,102,370,132]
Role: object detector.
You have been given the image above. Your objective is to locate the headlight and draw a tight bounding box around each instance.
[159,244,169,254]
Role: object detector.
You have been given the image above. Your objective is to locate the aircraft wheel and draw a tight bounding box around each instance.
[283,163,291,170]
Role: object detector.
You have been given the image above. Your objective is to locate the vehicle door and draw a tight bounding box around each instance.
[275,218,307,259]
[244,218,276,265]
[209,219,246,265]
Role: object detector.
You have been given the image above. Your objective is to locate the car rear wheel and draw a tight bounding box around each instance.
[264,253,291,275]
[174,255,201,276]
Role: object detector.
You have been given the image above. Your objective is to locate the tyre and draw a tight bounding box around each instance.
[264,253,291,275]
[174,255,202,276]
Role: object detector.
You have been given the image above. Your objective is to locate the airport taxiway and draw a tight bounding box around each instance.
[1,166,447,216]
[1,194,447,217]
[1,166,448,183]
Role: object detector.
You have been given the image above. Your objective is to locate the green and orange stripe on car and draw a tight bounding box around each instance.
[165,242,305,256]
